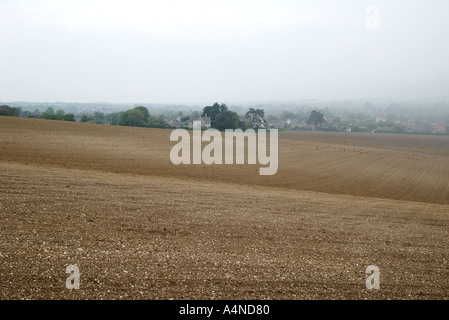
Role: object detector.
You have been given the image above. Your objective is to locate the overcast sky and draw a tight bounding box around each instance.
[1,0,449,104]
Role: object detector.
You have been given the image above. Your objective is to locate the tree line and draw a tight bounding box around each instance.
[117,106,166,128]
[1,103,274,131]
[0,105,76,121]
[202,102,267,131]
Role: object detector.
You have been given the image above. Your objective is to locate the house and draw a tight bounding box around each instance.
[166,115,211,129]
[165,120,191,128]
[193,115,211,129]
[431,121,447,134]
[269,120,285,129]
[294,120,310,129]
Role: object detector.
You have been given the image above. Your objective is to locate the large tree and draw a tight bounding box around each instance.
[93,111,105,124]
[44,107,55,115]
[214,111,240,131]
[135,106,150,123]
[202,102,228,127]
[41,107,57,120]
[119,108,146,127]
[307,110,326,130]
[148,115,167,128]
[55,109,65,120]
[117,106,166,128]
[244,108,266,129]
[109,112,120,125]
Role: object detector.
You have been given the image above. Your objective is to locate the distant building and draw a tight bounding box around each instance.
[375,126,395,132]
[294,120,309,129]
[166,115,211,129]
[193,115,211,129]
[402,120,425,134]
[283,119,309,129]
[269,120,285,129]
[165,119,190,128]
[431,121,447,134]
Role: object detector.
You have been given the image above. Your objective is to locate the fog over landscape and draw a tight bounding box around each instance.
[1,0,449,104]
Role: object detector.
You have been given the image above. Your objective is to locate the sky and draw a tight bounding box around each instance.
[1,0,449,104]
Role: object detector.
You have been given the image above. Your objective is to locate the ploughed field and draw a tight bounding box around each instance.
[0,116,448,299]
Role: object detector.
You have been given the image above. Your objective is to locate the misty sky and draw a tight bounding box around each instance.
[1,0,449,104]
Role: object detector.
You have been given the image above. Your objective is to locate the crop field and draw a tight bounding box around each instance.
[0,116,448,299]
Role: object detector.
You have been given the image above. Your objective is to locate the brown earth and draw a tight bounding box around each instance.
[0,116,448,299]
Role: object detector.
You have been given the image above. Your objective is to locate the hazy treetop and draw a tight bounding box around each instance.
[1,0,448,104]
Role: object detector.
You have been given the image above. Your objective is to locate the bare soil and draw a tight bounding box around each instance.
[0,116,448,299]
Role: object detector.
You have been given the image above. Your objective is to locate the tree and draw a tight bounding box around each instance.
[127,109,146,127]
[116,107,167,128]
[41,107,57,119]
[0,105,20,117]
[135,106,150,123]
[215,111,240,131]
[32,108,41,118]
[118,112,128,126]
[93,111,105,124]
[281,111,296,120]
[80,114,90,122]
[118,108,146,127]
[20,110,31,118]
[109,112,120,125]
[148,115,167,128]
[239,118,252,131]
[202,102,228,127]
[44,107,55,115]
[55,109,65,120]
[307,110,326,130]
[63,113,76,121]
[244,108,266,129]
[192,111,200,118]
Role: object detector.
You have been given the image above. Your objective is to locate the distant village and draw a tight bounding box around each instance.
[262,115,448,134]
[1,101,448,135]
[164,110,448,135]
[165,115,212,129]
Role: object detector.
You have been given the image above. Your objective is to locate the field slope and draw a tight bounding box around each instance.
[0,116,448,299]
[1,116,449,204]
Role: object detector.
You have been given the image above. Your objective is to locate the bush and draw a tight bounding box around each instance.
[42,113,57,120]
[63,113,76,121]
[118,106,168,128]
